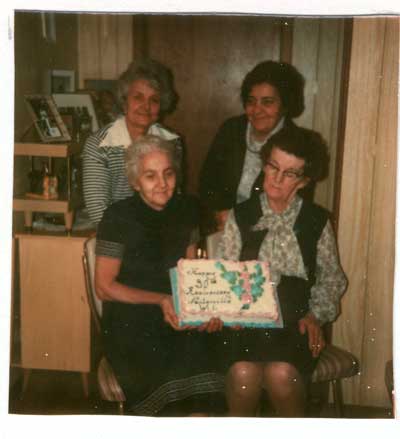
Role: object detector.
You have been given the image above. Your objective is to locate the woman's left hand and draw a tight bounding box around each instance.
[298,313,326,357]
[197,317,224,333]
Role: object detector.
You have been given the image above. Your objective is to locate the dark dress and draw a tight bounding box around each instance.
[96,193,224,415]
[212,196,328,380]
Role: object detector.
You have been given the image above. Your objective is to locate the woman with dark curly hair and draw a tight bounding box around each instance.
[213,123,346,417]
[83,58,183,226]
[199,60,308,232]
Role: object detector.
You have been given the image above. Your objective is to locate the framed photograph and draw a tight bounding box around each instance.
[50,70,75,93]
[24,94,71,143]
[53,93,99,132]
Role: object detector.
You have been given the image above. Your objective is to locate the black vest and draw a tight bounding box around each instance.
[234,195,329,325]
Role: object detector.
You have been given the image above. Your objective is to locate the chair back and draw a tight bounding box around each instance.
[206,231,223,259]
[83,236,102,334]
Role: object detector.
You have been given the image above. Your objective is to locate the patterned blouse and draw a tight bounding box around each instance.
[216,194,347,324]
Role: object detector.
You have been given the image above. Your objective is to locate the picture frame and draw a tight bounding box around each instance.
[24,94,72,143]
[49,69,75,93]
[52,93,99,132]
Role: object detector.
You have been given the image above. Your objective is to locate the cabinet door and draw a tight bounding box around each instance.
[18,236,90,372]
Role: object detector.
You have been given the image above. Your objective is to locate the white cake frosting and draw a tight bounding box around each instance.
[170,259,283,328]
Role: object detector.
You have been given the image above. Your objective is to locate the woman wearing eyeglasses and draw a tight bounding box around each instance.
[213,124,347,417]
[199,60,309,233]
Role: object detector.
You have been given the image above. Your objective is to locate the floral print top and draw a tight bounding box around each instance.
[216,194,347,324]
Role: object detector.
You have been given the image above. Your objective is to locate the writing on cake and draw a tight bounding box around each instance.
[170,259,283,328]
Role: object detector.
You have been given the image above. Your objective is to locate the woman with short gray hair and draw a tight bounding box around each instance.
[95,134,224,416]
[82,58,184,226]
[125,134,180,187]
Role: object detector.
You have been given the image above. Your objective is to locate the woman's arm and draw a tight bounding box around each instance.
[82,134,112,226]
[299,220,347,355]
[199,119,238,210]
[95,255,180,329]
[308,220,348,324]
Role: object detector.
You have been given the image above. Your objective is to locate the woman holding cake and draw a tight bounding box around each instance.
[215,124,347,417]
[94,134,224,416]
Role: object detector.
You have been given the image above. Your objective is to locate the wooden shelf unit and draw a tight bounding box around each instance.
[14,142,81,157]
[13,233,93,397]
[13,142,81,231]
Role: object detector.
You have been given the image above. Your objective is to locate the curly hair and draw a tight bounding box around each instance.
[118,58,179,116]
[261,124,329,182]
[241,60,305,119]
[125,134,181,186]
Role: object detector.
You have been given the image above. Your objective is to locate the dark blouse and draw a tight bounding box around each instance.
[95,193,223,415]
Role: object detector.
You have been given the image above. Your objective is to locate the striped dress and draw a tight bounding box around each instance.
[82,116,183,226]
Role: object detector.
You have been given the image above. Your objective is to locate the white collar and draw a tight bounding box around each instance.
[246,116,285,150]
[99,116,179,149]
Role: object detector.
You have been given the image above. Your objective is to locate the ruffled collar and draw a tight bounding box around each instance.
[253,194,303,231]
[99,116,180,149]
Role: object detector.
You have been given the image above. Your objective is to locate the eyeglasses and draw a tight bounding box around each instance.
[265,161,304,181]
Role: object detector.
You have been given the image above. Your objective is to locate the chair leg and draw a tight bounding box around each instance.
[80,372,90,398]
[117,401,124,415]
[21,368,32,399]
[332,379,344,417]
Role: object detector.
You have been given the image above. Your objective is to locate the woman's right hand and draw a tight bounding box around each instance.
[159,295,181,330]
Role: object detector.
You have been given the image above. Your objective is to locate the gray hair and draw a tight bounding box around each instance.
[118,58,178,116]
[125,134,180,186]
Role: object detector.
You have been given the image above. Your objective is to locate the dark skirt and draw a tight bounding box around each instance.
[210,326,318,378]
[103,303,224,416]
[210,276,319,379]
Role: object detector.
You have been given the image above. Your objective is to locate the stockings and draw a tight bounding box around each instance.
[225,361,306,417]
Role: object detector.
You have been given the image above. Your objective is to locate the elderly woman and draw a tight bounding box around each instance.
[95,135,224,416]
[83,58,183,226]
[214,124,347,417]
[199,60,307,232]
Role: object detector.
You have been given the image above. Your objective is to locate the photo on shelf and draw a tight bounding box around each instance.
[24,94,71,143]
[51,69,75,93]
[53,92,100,133]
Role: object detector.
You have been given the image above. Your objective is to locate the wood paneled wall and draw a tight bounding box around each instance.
[333,17,398,408]
[13,12,78,233]
[292,18,345,211]
[78,14,133,87]
[141,15,282,195]
[76,15,345,209]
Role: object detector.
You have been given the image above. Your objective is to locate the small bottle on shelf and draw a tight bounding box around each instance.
[42,164,58,200]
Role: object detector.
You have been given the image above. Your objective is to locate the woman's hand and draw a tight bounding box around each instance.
[159,295,181,330]
[197,317,224,333]
[298,313,326,357]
